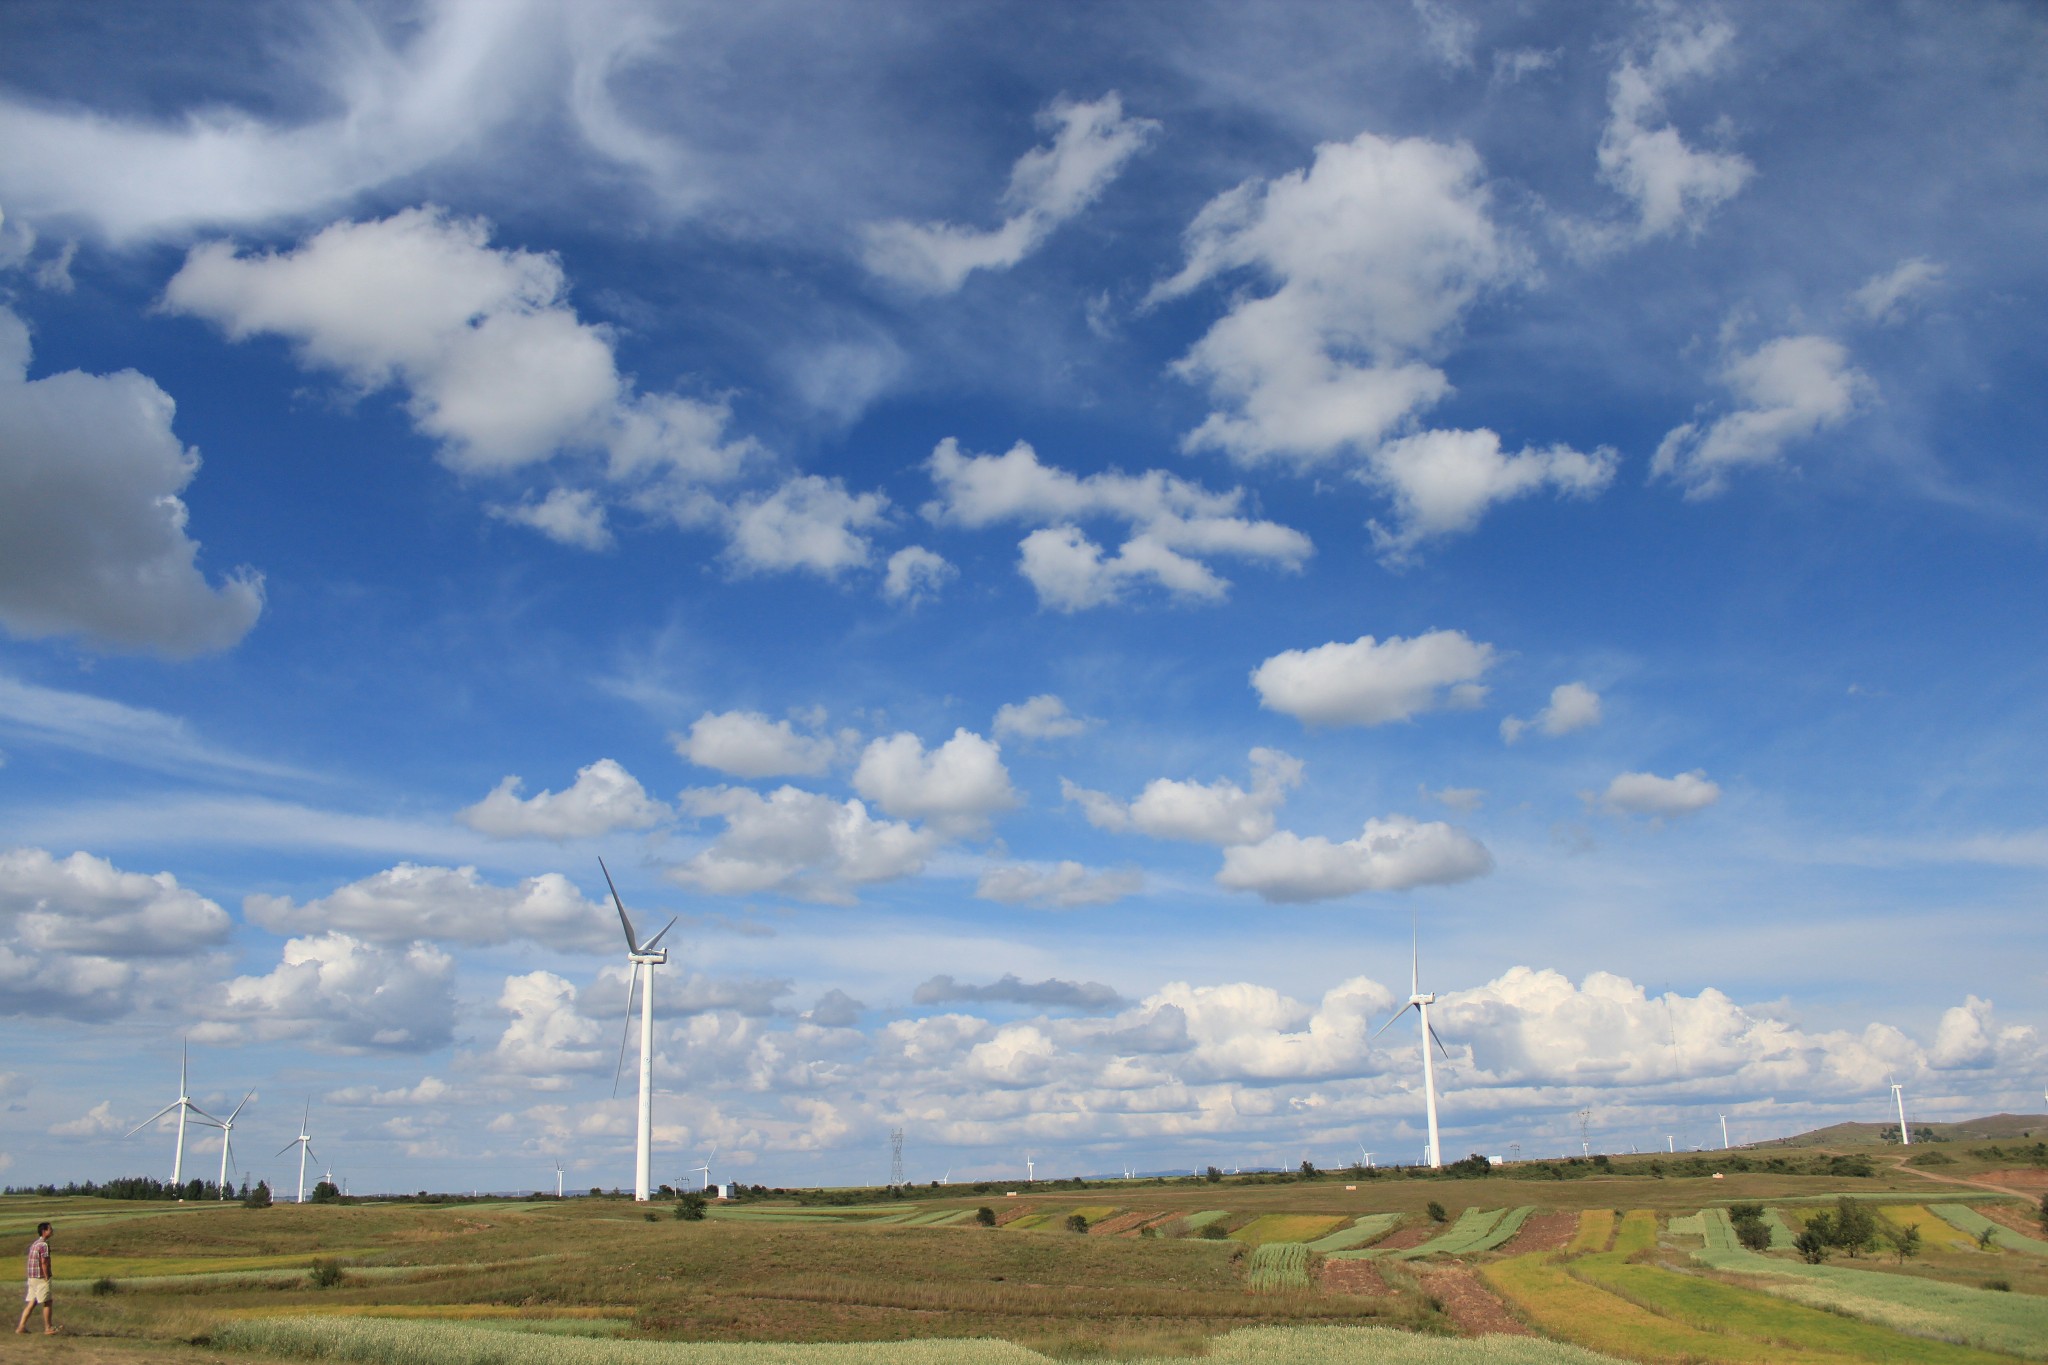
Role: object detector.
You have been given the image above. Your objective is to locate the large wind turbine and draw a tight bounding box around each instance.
[1370,934,1451,1169]
[208,1091,255,1199]
[1890,1078,1911,1146]
[277,1101,318,1204]
[601,859,677,1203]
[127,1043,218,1193]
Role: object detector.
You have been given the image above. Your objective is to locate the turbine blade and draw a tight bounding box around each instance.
[126,1101,181,1137]
[600,857,640,953]
[1368,1002,1414,1043]
[640,915,680,953]
[613,962,640,1098]
[276,1139,299,1157]
[1428,1023,1452,1059]
[227,1090,255,1123]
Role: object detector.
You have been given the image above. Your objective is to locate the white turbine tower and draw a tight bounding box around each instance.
[1369,934,1450,1169]
[602,859,677,1204]
[1025,1155,1035,1183]
[276,1102,318,1204]
[555,1162,565,1198]
[207,1091,255,1199]
[127,1042,218,1194]
[1890,1078,1911,1146]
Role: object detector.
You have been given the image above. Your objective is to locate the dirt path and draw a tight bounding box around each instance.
[0,1337,233,1365]
[1892,1157,2045,1200]
[1412,1263,1531,1337]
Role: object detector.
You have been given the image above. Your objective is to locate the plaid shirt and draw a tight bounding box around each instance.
[25,1235,49,1280]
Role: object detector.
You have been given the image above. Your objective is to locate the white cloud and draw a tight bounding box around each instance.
[670,786,940,904]
[1216,815,1492,902]
[852,729,1019,836]
[1851,257,1945,325]
[723,475,888,578]
[991,694,1093,742]
[244,864,613,950]
[926,438,1310,609]
[915,974,1126,1011]
[1064,747,1302,845]
[1363,428,1617,560]
[1251,630,1495,727]
[457,758,669,840]
[1411,0,1476,69]
[215,931,455,1052]
[0,673,301,780]
[1590,12,1754,243]
[1653,335,1871,496]
[0,847,232,958]
[0,307,264,657]
[50,1100,126,1138]
[674,710,839,779]
[490,970,607,1080]
[860,93,1157,294]
[1501,681,1603,743]
[882,546,955,605]
[1599,769,1720,818]
[1152,130,1518,468]
[489,488,613,551]
[975,861,1143,908]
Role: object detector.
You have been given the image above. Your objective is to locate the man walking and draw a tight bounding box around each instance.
[16,1221,53,1334]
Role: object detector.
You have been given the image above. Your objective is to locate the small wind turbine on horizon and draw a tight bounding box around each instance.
[689,1143,717,1191]
[276,1101,318,1204]
[554,1162,564,1198]
[127,1042,218,1194]
[602,858,678,1204]
[207,1090,256,1200]
[1025,1155,1035,1183]
[1369,932,1452,1170]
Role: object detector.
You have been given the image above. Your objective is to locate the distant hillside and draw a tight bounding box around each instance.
[1752,1114,2048,1148]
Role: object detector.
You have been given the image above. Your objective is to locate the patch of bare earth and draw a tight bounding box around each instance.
[1413,1263,1531,1337]
[1088,1210,1155,1236]
[1318,1259,1391,1295]
[1981,1202,2047,1237]
[1368,1220,1435,1252]
[992,1202,1040,1227]
[1499,1210,1576,1254]
[1981,1168,2048,1193]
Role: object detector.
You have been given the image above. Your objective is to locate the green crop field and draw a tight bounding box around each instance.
[12,1156,2046,1363]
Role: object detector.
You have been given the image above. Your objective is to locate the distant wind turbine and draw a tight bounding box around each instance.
[127,1042,218,1193]
[689,1143,718,1191]
[555,1162,564,1198]
[1370,932,1451,1169]
[1890,1078,1911,1146]
[276,1101,318,1204]
[602,858,678,1203]
[1025,1155,1035,1183]
[207,1091,255,1200]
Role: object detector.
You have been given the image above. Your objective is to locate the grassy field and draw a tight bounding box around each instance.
[12,1156,2046,1363]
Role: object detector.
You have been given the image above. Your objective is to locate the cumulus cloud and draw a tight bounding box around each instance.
[852,729,1019,836]
[458,758,669,840]
[723,475,888,577]
[1363,428,1616,560]
[1653,335,1871,496]
[925,438,1310,610]
[882,546,954,604]
[1252,630,1494,727]
[1588,12,1754,244]
[913,974,1126,1012]
[0,307,263,657]
[992,694,1093,742]
[674,710,839,779]
[669,786,940,904]
[1216,815,1492,902]
[860,93,1157,294]
[976,861,1143,908]
[1599,769,1720,818]
[488,488,613,550]
[214,931,454,1052]
[1501,681,1603,743]
[245,864,613,950]
[1851,257,1945,325]
[0,848,232,1021]
[490,970,607,1080]
[1064,747,1303,845]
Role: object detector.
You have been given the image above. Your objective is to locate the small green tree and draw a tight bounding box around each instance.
[1298,1160,1317,1179]
[1885,1222,1922,1264]
[1831,1197,1876,1257]
[242,1179,272,1209]
[1977,1223,1999,1251]
[309,1180,340,1205]
[1206,1165,1222,1183]
[1426,1200,1447,1223]
[1065,1213,1089,1233]
[674,1193,707,1220]
[975,1206,996,1227]
[1795,1227,1830,1264]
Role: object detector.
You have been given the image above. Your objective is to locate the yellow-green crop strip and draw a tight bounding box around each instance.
[1930,1203,2048,1255]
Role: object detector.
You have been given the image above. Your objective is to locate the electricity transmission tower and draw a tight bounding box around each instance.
[889,1128,904,1188]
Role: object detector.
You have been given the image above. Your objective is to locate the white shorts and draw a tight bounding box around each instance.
[24,1278,50,1305]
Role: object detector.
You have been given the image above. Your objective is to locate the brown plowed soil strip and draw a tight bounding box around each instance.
[1318,1258,1391,1296]
[1982,1203,2047,1237]
[1413,1263,1531,1337]
[1981,1167,2048,1192]
[1369,1219,1436,1251]
[1089,1210,1156,1236]
[993,1202,1039,1227]
[1499,1209,1576,1254]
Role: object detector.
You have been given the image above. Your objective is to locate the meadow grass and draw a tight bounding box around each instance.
[1361,1207,1504,1261]
[1180,1210,1232,1231]
[1876,1206,1977,1252]
[56,1248,380,1280]
[1930,1203,2048,1255]
[1304,1213,1401,1253]
[1610,1210,1656,1256]
[1244,1244,1313,1292]
[217,1317,1632,1364]
[1761,1208,1798,1250]
[1462,1207,1534,1254]
[1564,1209,1614,1254]
[1229,1214,1347,1246]
[1693,1236,2048,1359]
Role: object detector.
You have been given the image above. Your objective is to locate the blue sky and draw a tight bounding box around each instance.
[2,0,2045,1194]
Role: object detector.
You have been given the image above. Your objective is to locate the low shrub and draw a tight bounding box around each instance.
[1425,1201,1447,1223]
[307,1258,347,1289]
[90,1276,118,1296]
[975,1206,996,1227]
[1065,1213,1089,1234]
